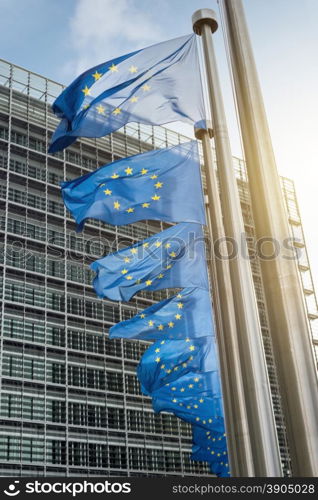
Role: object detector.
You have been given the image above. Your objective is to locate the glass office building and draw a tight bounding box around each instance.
[0,59,317,477]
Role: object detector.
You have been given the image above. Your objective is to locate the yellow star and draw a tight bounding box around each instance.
[130,96,139,103]
[81,86,91,96]
[111,173,119,179]
[142,84,151,91]
[142,202,150,208]
[177,294,182,299]
[155,357,160,363]
[166,369,172,374]
[152,194,160,201]
[141,168,148,175]
[174,366,179,371]
[194,404,198,409]
[196,417,200,422]
[172,398,177,403]
[114,201,120,210]
[112,107,121,115]
[171,387,176,391]
[143,242,149,248]
[165,243,171,249]
[140,313,146,319]
[180,388,185,392]
[157,273,164,279]
[129,65,138,73]
[160,340,165,345]
[96,104,105,114]
[92,71,102,80]
[125,167,133,175]
[104,189,112,195]
[150,174,158,179]
[83,104,90,109]
[166,264,172,270]
[109,63,118,72]
[155,181,163,189]
[177,302,184,309]
[147,321,154,328]
[145,280,152,286]
[182,362,187,368]
[185,338,190,342]
[168,321,174,328]
[160,364,165,369]
[188,384,194,389]
[126,275,133,280]
[155,348,160,353]
[130,248,137,255]
[154,241,161,247]
[121,269,128,275]
[169,251,177,258]
[126,208,134,213]
[189,345,195,351]
[175,314,182,320]
[157,324,164,331]
[199,398,204,403]
[194,377,199,382]
[124,257,131,263]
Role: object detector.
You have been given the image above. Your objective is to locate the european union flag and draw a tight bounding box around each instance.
[61,141,205,230]
[191,444,229,477]
[192,425,227,451]
[91,222,208,301]
[49,34,205,153]
[191,426,229,477]
[137,336,219,395]
[151,371,224,432]
[109,287,214,340]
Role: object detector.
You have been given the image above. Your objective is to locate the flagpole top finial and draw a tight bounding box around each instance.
[194,121,213,140]
[192,9,218,35]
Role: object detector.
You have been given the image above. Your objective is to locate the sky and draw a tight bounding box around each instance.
[0,0,317,296]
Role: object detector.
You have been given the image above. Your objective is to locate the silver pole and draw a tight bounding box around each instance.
[195,124,254,476]
[192,9,282,476]
[221,0,318,476]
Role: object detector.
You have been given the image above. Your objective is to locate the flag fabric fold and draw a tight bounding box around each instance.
[109,287,214,341]
[49,34,205,153]
[91,222,209,301]
[137,337,219,395]
[61,141,205,230]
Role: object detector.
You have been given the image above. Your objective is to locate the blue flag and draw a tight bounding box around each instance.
[137,336,219,395]
[48,34,205,153]
[191,426,229,477]
[151,371,224,431]
[91,222,208,301]
[61,141,205,230]
[109,287,214,340]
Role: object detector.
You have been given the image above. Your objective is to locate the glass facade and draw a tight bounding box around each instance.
[0,58,317,477]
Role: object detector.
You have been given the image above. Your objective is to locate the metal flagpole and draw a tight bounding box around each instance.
[194,123,254,476]
[192,9,282,476]
[220,0,318,476]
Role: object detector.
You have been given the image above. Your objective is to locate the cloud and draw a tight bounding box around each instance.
[63,0,165,79]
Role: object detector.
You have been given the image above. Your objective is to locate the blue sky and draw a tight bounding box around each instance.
[1,0,318,296]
